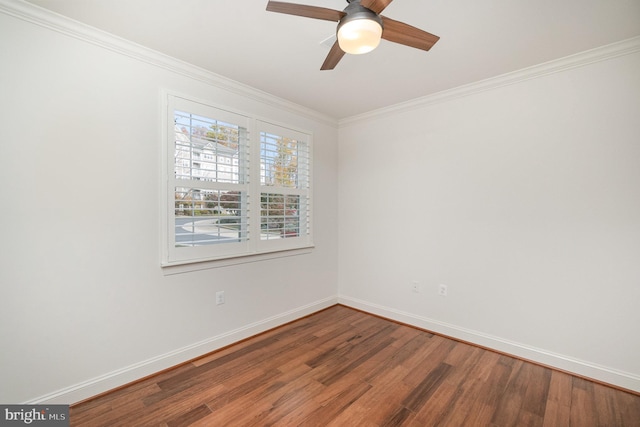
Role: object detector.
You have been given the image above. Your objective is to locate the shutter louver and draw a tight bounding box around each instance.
[259,126,311,241]
[167,99,251,262]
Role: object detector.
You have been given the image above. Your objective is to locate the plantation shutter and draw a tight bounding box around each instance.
[162,95,313,267]
[167,96,251,263]
[258,121,312,249]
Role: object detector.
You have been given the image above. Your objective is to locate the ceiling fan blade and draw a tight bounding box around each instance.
[320,41,346,70]
[266,1,344,22]
[360,0,394,14]
[381,16,440,51]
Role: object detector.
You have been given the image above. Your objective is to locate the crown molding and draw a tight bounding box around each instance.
[340,35,640,126]
[0,0,338,128]
[3,0,638,133]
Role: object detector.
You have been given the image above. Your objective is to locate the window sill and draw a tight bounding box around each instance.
[161,245,315,275]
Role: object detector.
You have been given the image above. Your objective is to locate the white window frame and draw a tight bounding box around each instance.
[161,93,313,267]
[256,120,312,253]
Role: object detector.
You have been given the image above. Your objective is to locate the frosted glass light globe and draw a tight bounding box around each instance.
[337,18,383,54]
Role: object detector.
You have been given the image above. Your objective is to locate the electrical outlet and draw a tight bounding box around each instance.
[216,291,225,305]
[438,284,448,297]
[411,281,420,293]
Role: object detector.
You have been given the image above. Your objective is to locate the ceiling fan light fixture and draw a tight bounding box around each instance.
[337,17,382,54]
[336,2,383,55]
[265,0,440,70]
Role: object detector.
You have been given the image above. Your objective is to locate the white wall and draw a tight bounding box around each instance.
[338,44,640,391]
[0,6,339,403]
[1,0,638,405]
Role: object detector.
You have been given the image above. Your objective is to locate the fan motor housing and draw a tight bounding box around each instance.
[339,0,384,32]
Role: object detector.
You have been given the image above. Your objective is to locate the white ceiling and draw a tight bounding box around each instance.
[24,0,640,119]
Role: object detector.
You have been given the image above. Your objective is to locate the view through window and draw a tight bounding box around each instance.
[163,95,312,265]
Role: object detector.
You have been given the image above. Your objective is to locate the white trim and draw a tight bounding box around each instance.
[161,92,314,266]
[161,245,315,275]
[26,296,338,404]
[0,0,338,128]
[339,36,640,126]
[25,294,640,403]
[338,295,640,393]
[3,0,637,129]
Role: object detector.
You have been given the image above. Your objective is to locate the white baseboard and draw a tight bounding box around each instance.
[29,296,338,405]
[30,294,639,404]
[339,295,640,393]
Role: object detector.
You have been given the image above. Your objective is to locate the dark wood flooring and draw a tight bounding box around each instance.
[70,305,640,426]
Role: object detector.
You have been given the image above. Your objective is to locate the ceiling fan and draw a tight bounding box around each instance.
[266,0,440,70]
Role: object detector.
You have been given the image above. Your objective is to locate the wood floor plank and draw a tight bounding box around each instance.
[570,376,599,427]
[490,360,532,426]
[436,351,506,426]
[253,379,325,425]
[403,362,452,411]
[316,329,398,386]
[438,379,491,426]
[619,389,640,426]
[542,400,570,427]
[441,344,487,389]
[302,380,372,426]
[69,305,640,426]
[364,331,431,384]
[206,369,281,411]
[165,404,211,427]
[593,382,617,426]
[410,381,462,426]
[401,335,456,388]
[379,406,414,426]
[327,366,412,425]
[521,364,552,418]
[466,402,498,426]
[72,397,146,427]
[547,369,573,406]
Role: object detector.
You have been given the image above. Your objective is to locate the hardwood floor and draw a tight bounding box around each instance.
[70,305,640,426]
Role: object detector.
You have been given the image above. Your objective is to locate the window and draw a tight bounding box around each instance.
[259,122,311,243]
[163,94,312,265]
